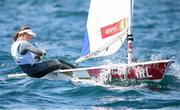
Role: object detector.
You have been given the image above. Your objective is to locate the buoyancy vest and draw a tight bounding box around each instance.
[11,40,36,65]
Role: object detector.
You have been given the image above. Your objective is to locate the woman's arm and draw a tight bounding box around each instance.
[18,42,45,56]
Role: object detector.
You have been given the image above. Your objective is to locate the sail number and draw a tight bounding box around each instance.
[135,66,152,79]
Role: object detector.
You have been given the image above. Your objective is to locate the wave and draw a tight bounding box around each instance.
[95,98,180,109]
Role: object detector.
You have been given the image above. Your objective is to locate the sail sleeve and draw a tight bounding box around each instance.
[76,0,131,63]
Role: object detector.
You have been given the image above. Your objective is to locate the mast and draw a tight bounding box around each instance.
[127,0,134,64]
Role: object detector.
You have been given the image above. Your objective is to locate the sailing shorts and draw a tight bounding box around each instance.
[19,59,75,78]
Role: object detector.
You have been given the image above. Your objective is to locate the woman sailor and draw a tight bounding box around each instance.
[11,26,75,78]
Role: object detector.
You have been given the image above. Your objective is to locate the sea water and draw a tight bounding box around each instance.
[0,0,180,109]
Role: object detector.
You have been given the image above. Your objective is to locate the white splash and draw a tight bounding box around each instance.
[93,68,112,84]
[71,59,130,86]
[150,54,163,61]
[105,83,147,91]
[170,63,180,79]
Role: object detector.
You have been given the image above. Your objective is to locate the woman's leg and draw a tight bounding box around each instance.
[20,60,60,78]
[20,59,75,78]
[58,59,76,69]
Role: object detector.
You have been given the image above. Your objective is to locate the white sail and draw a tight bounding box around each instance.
[76,0,132,63]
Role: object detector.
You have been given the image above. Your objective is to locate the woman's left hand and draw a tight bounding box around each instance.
[35,55,43,61]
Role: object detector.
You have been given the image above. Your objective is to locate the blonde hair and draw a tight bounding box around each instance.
[13,26,31,42]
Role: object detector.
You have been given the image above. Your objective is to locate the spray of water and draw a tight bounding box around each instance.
[150,54,163,61]
[71,59,139,86]
[170,63,180,79]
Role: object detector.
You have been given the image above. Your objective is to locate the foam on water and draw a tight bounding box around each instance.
[170,63,180,79]
[104,83,147,91]
[70,77,148,93]
[71,78,102,86]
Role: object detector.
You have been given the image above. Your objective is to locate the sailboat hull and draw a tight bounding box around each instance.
[59,60,173,82]
[7,60,173,82]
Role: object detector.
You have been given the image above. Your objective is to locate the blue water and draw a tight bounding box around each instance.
[0,0,180,109]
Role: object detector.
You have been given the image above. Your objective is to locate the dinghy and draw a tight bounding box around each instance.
[8,0,173,82]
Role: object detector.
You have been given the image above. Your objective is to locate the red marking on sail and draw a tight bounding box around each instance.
[101,18,126,39]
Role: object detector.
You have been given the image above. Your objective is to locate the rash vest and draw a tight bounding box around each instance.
[11,40,36,65]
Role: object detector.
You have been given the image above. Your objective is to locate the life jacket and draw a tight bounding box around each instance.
[11,40,36,65]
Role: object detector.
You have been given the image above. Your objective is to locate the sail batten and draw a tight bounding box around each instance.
[76,0,132,63]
